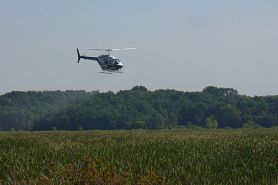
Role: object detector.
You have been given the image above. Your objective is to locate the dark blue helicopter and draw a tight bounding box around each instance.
[77,48,136,72]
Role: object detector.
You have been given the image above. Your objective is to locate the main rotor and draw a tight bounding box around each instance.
[80,48,137,55]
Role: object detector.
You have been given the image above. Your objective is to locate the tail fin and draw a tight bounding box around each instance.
[77,48,80,63]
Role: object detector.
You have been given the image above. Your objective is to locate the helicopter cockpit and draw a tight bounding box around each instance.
[100,55,121,65]
[113,59,121,64]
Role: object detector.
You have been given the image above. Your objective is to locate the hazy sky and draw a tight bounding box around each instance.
[1,0,278,96]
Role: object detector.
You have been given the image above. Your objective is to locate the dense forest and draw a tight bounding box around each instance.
[0,86,277,131]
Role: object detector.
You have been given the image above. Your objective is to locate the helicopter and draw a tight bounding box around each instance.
[76,48,136,73]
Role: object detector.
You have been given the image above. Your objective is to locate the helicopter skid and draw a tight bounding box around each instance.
[98,70,124,74]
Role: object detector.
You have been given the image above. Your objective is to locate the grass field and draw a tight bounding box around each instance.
[0,129,278,185]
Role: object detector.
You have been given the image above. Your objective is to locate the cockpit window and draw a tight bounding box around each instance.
[113,59,120,64]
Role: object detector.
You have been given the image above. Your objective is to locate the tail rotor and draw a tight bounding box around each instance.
[77,48,80,63]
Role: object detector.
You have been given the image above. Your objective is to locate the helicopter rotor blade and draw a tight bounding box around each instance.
[79,49,107,51]
[110,48,137,51]
[80,48,137,51]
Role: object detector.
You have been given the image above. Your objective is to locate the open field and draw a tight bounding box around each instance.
[0,129,278,185]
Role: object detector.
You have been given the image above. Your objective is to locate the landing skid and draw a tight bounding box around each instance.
[98,70,124,74]
[98,71,113,74]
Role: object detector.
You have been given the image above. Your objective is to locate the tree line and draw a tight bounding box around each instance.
[0,86,277,131]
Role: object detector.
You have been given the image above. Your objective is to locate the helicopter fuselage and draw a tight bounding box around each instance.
[97,55,123,71]
[77,49,123,71]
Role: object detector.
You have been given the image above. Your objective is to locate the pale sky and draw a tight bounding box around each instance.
[1,0,278,96]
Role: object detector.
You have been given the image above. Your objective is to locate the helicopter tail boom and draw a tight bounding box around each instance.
[77,48,100,63]
[77,48,99,63]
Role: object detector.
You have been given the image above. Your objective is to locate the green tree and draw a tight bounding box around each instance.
[217,104,241,128]
[0,85,278,131]
[133,120,146,129]
[242,120,261,128]
[206,116,218,129]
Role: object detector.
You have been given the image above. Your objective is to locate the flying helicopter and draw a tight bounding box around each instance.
[76,48,136,73]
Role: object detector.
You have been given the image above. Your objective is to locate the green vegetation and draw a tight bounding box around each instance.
[0,129,278,184]
[206,116,218,129]
[0,86,278,131]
